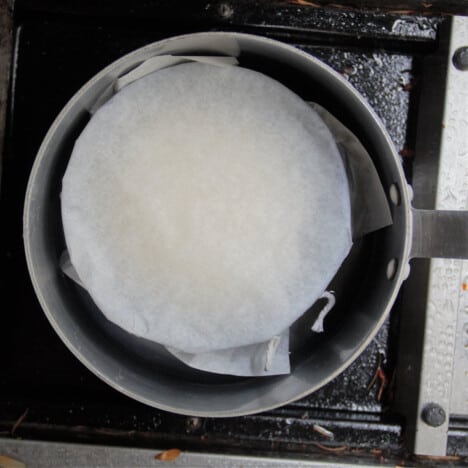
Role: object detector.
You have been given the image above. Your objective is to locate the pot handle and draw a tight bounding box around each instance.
[410,209,468,259]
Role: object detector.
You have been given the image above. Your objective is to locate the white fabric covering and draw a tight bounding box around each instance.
[61,62,352,355]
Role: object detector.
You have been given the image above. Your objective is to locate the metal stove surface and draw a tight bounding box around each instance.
[0,2,466,466]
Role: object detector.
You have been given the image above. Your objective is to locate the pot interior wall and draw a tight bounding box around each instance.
[24,33,408,416]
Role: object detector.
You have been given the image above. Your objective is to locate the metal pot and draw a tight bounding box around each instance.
[23,32,468,417]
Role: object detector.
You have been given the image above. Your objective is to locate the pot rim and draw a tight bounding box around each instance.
[24,31,412,416]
